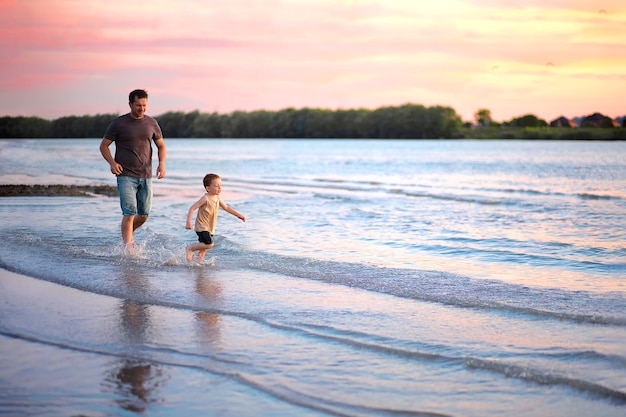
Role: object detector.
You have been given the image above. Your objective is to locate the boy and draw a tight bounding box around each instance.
[185,173,246,263]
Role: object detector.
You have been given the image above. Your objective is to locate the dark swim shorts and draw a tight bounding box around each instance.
[196,231,213,245]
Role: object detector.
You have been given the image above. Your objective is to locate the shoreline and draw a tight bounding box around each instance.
[0,184,118,197]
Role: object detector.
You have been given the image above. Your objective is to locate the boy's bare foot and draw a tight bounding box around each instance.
[185,246,193,262]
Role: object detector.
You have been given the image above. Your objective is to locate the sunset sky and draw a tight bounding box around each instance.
[2,0,625,123]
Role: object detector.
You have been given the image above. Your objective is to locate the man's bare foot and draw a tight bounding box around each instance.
[185,246,193,262]
[124,242,139,257]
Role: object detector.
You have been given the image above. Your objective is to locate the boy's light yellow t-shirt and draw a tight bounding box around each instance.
[195,195,219,234]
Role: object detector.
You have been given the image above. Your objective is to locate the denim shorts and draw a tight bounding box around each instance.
[117,176,152,216]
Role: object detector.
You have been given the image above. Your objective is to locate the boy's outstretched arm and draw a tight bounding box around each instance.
[220,201,246,222]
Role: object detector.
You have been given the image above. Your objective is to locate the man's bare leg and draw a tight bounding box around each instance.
[122,215,135,244]
[122,215,148,245]
[133,215,148,230]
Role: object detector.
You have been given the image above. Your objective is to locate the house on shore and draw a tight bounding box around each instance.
[549,116,573,127]
[581,112,615,128]
[547,113,625,128]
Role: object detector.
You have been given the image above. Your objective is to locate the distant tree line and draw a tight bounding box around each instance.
[0,114,117,139]
[1,104,462,139]
[1,104,623,140]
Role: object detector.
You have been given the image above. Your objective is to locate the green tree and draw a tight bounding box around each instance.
[474,109,492,127]
[509,114,548,128]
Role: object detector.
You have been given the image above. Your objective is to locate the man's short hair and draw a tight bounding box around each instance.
[129,89,148,103]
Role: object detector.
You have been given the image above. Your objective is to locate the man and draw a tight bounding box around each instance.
[100,89,167,250]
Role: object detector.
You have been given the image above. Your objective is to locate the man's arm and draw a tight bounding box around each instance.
[154,138,167,179]
[99,138,123,176]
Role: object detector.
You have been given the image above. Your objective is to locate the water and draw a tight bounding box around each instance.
[0,138,625,416]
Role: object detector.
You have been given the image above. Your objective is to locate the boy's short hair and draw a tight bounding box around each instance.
[203,173,220,188]
[129,89,148,103]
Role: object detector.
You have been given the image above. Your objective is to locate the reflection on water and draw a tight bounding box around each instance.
[120,300,151,343]
[194,267,224,346]
[103,263,170,413]
[118,263,153,342]
[108,360,166,413]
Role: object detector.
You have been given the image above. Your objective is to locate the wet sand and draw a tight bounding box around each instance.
[0,267,325,416]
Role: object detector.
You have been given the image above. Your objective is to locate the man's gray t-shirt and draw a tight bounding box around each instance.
[103,114,163,178]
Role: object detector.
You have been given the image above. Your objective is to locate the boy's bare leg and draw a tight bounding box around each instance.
[186,243,214,262]
[196,243,213,262]
[185,245,194,261]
